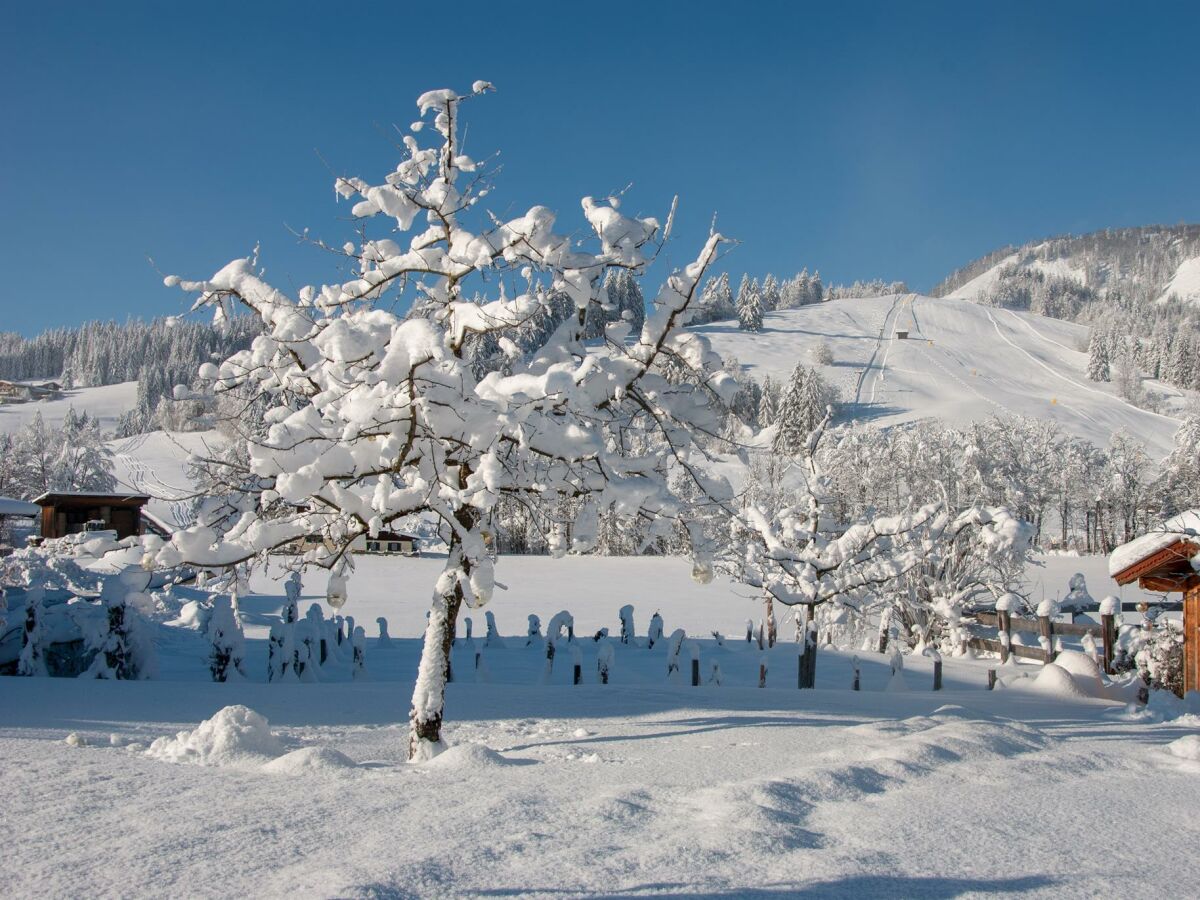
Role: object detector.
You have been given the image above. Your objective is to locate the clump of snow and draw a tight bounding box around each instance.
[1052,650,1106,698]
[422,743,519,770]
[145,705,284,766]
[1166,735,1200,762]
[64,732,85,747]
[262,746,357,775]
[1028,663,1088,699]
[1099,595,1120,616]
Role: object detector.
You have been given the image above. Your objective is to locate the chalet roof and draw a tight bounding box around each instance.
[1109,509,1200,582]
[33,491,151,506]
[0,496,39,517]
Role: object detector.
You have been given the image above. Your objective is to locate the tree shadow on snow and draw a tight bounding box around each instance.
[464,873,1060,898]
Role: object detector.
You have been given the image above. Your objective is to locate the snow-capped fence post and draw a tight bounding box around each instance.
[1100,596,1118,674]
[571,644,583,686]
[1037,614,1054,663]
[758,655,768,688]
[464,617,473,641]
[666,629,686,682]
[987,668,997,690]
[484,611,500,647]
[852,655,861,691]
[619,604,635,644]
[352,626,366,680]
[745,618,753,643]
[597,640,614,685]
[689,641,700,686]
[647,612,663,649]
[376,617,390,646]
[541,611,573,684]
[995,596,1013,664]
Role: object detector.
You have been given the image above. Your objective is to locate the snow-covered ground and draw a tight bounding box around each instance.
[0,380,137,434]
[2,553,1196,898]
[1159,255,1200,305]
[698,296,1185,458]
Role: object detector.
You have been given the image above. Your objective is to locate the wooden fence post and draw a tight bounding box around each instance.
[691,657,700,687]
[852,657,860,691]
[988,669,997,690]
[1038,615,1054,663]
[933,660,943,691]
[998,610,1011,664]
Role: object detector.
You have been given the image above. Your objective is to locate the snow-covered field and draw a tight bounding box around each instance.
[698,296,1185,458]
[0,380,137,434]
[3,552,1198,898]
[108,430,223,530]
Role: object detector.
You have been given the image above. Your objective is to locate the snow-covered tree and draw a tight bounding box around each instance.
[17,589,47,676]
[207,596,245,682]
[154,83,735,759]
[1086,331,1111,382]
[772,363,832,456]
[736,277,764,332]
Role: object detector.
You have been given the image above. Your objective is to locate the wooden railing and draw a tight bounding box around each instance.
[966,610,1118,674]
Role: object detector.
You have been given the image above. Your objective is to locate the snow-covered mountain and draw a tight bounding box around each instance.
[697,294,1188,459]
[933,224,1200,307]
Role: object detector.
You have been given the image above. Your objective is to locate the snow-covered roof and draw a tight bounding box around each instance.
[1108,509,1200,578]
[33,491,150,504]
[0,496,38,517]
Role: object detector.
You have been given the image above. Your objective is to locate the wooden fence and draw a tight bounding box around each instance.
[966,610,1117,674]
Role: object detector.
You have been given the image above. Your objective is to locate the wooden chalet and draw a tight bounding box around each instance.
[34,491,150,540]
[353,530,420,556]
[1109,510,1200,695]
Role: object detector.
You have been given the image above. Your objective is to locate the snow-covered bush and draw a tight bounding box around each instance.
[17,589,46,676]
[156,81,734,758]
[207,596,245,682]
[84,596,137,680]
[1127,622,1185,697]
[619,604,635,644]
[647,612,664,649]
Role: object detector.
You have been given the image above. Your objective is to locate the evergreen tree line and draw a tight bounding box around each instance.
[0,317,259,436]
[693,270,908,331]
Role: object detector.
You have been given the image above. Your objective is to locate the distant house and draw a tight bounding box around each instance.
[895,330,909,340]
[1109,510,1200,696]
[352,530,420,556]
[34,492,150,540]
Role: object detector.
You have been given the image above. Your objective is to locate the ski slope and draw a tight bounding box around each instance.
[696,295,1186,459]
[108,430,224,531]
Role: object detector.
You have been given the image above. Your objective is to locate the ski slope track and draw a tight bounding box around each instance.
[696,295,1187,458]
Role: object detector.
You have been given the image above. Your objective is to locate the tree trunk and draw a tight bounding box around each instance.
[764,591,777,648]
[408,504,478,761]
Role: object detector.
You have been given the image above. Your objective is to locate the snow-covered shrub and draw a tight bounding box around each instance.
[1129,622,1185,697]
[17,588,47,676]
[647,612,664,649]
[268,623,287,682]
[810,342,834,366]
[526,614,542,646]
[596,640,614,684]
[666,628,686,681]
[283,571,301,624]
[207,596,245,682]
[619,604,635,644]
[84,595,137,680]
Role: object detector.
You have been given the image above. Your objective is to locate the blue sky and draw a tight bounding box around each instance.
[2,0,1198,335]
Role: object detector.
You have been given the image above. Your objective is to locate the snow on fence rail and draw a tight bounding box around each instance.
[967,609,1118,673]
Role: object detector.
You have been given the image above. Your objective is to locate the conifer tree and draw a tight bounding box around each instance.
[1086,332,1110,382]
[772,363,829,455]
[737,277,764,332]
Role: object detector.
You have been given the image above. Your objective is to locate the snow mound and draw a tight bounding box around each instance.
[262,746,357,775]
[1052,650,1106,698]
[146,705,284,766]
[1166,735,1200,762]
[423,743,519,770]
[1028,663,1089,699]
